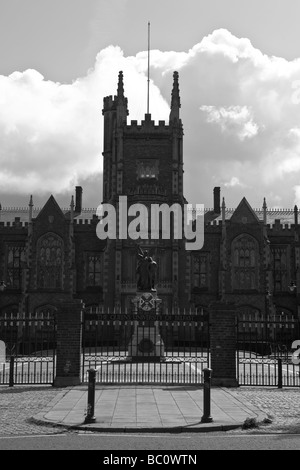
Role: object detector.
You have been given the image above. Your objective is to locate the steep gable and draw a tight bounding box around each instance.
[35,195,66,223]
[230,197,261,225]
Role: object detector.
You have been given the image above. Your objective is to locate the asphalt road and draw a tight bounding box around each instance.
[0,431,299,451]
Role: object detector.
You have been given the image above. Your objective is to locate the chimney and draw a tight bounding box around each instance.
[75,186,83,214]
[213,187,221,214]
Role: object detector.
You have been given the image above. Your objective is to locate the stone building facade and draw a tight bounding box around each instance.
[0,71,299,319]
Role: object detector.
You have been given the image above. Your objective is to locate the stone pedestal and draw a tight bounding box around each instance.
[127,291,165,362]
[128,325,164,362]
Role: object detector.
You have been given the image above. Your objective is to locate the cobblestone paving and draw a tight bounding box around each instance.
[227,387,300,433]
[1,385,300,436]
[0,386,71,436]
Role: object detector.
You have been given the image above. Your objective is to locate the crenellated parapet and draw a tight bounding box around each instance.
[0,220,28,229]
[124,118,182,134]
[267,222,296,234]
[205,219,223,229]
[102,94,118,113]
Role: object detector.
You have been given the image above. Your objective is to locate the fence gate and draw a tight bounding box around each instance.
[237,313,300,386]
[82,308,209,385]
[0,313,56,385]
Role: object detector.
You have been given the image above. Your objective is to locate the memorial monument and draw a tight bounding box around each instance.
[127,247,165,362]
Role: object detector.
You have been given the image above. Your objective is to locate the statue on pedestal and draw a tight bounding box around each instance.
[136,246,157,292]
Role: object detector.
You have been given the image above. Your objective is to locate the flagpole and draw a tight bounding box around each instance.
[147,21,150,114]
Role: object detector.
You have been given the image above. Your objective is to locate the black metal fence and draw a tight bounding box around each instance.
[82,308,209,385]
[0,313,56,385]
[237,313,300,387]
[2,306,298,388]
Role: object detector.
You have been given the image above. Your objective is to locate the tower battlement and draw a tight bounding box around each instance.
[125,115,171,134]
[102,95,117,112]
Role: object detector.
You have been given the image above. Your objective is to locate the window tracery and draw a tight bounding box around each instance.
[37,234,63,289]
[232,235,258,290]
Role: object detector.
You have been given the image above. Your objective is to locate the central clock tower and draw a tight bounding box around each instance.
[101,71,190,310]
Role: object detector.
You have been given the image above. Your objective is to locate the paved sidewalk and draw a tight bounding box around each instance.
[32,385,267,433]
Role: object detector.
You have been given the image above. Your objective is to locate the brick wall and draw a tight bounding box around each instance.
[209,301,238,386]
[53,299,83,387]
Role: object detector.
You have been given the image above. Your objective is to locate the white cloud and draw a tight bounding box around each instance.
[224,177,245,188]
[1,28,300,209]
[0,49,169,204]
[200,105,259,140]
[293,186,300,206]
[195,28,263,64]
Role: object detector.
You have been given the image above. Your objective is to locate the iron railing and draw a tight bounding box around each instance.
[82,309,209,385]
[237,313,300,387]
[0,314,56,385]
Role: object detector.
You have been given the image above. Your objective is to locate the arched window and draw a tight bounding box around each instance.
[0,304,19,318]
[34,304,57,319]
[232,235,259,290]
[6,245,26,289]
[237,305,260,319]
[37,233,64,289]
[86,254,103,287]
[136,160,159,180]
[271,246,288,292]
[193,254,208,289]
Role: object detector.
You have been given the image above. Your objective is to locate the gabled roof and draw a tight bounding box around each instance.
[35,195,66,222]
[229,197,261,224]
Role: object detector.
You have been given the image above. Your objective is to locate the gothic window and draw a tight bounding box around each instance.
[122,251,136,284]
[158,250,167,282]
[6,245,26,289]
[85,304,101,314]
[87,254,103,287]
[232,235,258,290]
[37,234,63,289]
[271,246,288,292]
[156,249,172,284]
[136,160,159,180]
[34,304,57,319]
[193,254,208,288]
[0,304,19,318]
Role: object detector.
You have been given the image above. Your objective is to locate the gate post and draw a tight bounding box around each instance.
[53,299,83,387]
[209,301,238,387]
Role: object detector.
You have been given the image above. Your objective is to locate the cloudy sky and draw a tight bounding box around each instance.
[1,0,300,210]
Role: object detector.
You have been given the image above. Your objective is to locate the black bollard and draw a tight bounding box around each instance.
[84,368,97,423]
[201,368,213,423]
[9,355,15,387]
[277,358,283,389]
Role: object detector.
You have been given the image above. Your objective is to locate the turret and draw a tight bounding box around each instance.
[102,71,129,154]
[169,71,181,123]
[116,71,128,125]
[263,197,267,225]
[29,195,33,223]
[222,197,226,237]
